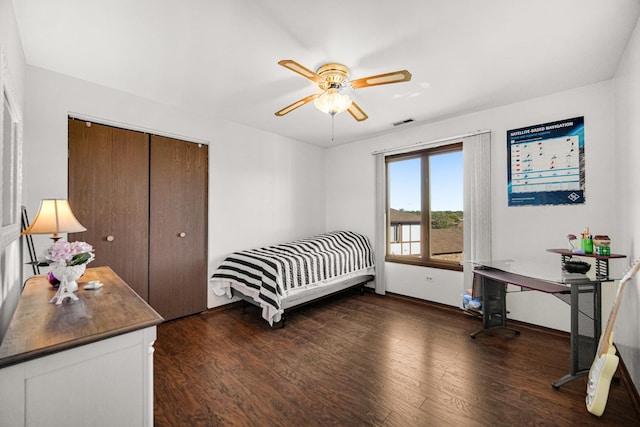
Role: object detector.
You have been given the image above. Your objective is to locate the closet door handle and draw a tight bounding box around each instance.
[106,235,115,242]
[178,232,187,238]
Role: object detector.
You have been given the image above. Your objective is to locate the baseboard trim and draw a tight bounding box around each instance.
[201,300,244,316]
[383,291,574,336]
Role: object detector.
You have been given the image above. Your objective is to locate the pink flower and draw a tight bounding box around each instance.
[49,241,73,263]
[69,241,93,256]
[46,239,94,266]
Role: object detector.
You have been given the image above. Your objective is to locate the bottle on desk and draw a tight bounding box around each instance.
[581,227,593,254]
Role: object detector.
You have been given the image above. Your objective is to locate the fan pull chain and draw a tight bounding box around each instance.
[331,113,336,142]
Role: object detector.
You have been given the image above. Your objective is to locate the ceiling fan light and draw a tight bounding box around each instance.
[314,89,352,115]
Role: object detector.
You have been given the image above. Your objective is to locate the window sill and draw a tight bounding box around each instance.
[384,256,463,272]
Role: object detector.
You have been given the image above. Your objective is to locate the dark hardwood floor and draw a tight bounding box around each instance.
[154,289,639,426]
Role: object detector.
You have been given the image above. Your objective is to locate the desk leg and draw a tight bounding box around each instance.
[552,281,601,389]
[470,277,520,338]
[553,284,582,388]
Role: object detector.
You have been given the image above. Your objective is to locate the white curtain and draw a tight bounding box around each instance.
[372,130,491,296]
[462,132,492,293]
[374,153,386,295]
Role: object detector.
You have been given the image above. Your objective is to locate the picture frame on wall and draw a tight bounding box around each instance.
[0,45,23,249]
[507,116,585,207]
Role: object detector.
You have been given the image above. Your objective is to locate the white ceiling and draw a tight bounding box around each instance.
[11,0,640,147]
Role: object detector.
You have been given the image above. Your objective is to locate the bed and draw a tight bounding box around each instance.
[210,230,375,327]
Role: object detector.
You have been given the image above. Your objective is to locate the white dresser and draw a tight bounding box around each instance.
[0,267,163,427]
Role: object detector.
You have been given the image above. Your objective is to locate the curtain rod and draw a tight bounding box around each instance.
[371,129,491,156]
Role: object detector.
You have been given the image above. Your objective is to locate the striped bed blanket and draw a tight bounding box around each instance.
[210,231,375,323]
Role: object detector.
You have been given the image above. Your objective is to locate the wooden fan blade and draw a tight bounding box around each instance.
[350,70,412,89]
[347,102,368,121]
[275,94,319,117]
[278,60,324,84]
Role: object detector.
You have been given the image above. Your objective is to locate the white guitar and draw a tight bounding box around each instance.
[586,258,640,416]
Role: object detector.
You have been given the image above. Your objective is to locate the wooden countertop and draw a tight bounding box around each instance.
[0,266,163,368]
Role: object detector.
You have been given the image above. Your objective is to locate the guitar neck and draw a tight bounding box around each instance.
[597,259,640,356]
[598,281,627,356]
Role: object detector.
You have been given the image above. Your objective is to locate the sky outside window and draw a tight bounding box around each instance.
[389,151,463,211]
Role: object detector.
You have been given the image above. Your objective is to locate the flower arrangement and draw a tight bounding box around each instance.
[45,240,95,288]
[45,239,95,267]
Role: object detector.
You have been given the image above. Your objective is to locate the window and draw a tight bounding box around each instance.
[386,142,463,270]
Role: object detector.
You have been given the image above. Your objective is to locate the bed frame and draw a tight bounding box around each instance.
[210,231,376,327]
[234,273,375,328]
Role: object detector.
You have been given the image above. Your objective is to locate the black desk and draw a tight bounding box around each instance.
[471,268,567,337]
[467,256,624,388]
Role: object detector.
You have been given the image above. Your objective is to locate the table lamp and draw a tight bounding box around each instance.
[21,199,86,241]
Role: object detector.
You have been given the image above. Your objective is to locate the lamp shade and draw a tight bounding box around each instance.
[314,88,352,115]
[22,199,86,240]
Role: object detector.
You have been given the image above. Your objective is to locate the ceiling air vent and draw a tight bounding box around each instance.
[392,118,414,127]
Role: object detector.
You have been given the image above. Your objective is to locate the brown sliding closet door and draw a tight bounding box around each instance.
[149,135,208,320]
[68,119,150,299]
[68,119,208,320]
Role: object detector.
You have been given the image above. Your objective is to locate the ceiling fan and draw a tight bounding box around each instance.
[275,60,412,122]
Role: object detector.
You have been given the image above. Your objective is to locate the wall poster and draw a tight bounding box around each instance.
[507,116,585,206]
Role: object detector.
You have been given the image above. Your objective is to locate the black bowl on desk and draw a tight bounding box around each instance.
[563,260,591,274]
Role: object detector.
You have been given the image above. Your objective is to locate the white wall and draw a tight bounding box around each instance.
[0,1,24,102]
[614,14,640,396]
[326,81,618,332]
[0,0,26,332]
[21,66,327,308]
